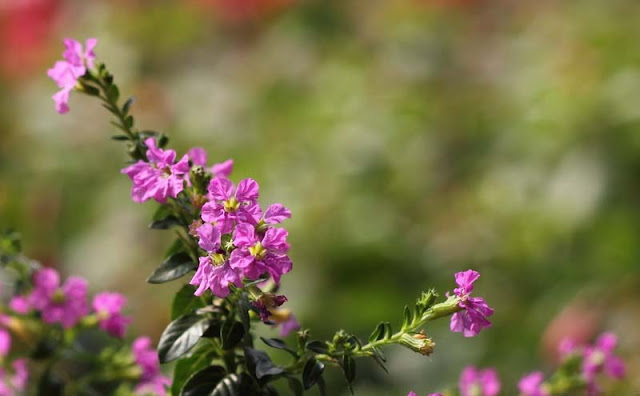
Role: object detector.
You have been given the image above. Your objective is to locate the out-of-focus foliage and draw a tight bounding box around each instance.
[1,0,640,393]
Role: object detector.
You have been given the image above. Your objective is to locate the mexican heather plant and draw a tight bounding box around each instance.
[0,37,626,395]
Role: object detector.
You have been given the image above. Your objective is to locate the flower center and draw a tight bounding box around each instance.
[209,253,226,266]
[223,197,240,212]
[52,289,66,304]
[162,166,172,175]
[590,350,606,366]
[468,383,482,396]
[249,242,267,259]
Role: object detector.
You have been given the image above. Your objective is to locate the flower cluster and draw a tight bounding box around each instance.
[10,268,130,337]
[47,38,97,113]
[189,160,293,298]
[449,270,494,337]
[531,332,626,396]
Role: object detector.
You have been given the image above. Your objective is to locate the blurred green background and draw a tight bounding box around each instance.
[1,0,640,394]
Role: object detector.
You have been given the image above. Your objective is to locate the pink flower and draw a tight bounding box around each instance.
[8,296,29,314]
[196,222,221,252]
[245,203,291,228]
[582,332,625,395]
[449,270,494,337]
[518,372,549,396]
[0,329,9,358]
[93,292,131,338]
[189,256,242,298]
[278,313,300,337]
[201,178,259,233]
[187,147,234,178]
[121,138,190,203]
[0,358,28,396]
[132,337,170,396]
[229,223,292,284]
[27,268,89,328]
[47,38,97,113]
[459,366,500,396]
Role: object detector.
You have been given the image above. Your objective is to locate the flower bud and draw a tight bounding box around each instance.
[416,289,439,313]
[399,332,435,356]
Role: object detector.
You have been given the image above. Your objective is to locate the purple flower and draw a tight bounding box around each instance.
[408,393,417,396]
[582,332,625,394]
[253,294,288,321]
[201,178,259,233]
[187,147,234,178]
[132,337,170,396]
[518,372,549,396]
[449,270,494,337]
[196,223,221,252]
[459,366,500,396]
[47,38,97,114]
[189,255,242,298]
[8,296,29,315]
[121,138,190,203]
[93,292,131,338]
[245,203,292,228]
[229,223,292,284]
[27,268,89,328]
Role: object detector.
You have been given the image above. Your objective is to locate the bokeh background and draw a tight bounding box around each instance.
[1,0,640,394]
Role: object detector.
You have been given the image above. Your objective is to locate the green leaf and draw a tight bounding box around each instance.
[122,97,134,115]
[171,284,207,320]
[220,321,245,350]
[302,358,324,390]
[369,322,385,342]
[171,346,217,395]
[341,355,356,393]
[111,135,130,141]
[147,252,196,284]
[106,84,119,102]
[244,347,285,380]
[260,337,298,358]
[383,322,393,340]
[125,115,134,129]
[37,367,64,396]
[402,305,412,330]
[158,314,210,363]
[158,134,170,148]
[236,293,252,333]
[370,346,388,373]
[305,340,329,354]
[180,365,226,396]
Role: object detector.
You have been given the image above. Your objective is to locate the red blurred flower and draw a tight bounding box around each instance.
[0,0,61,80]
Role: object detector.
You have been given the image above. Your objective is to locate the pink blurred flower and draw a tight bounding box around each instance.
[47,38,97,113]
[459,366,500,396]
[518,372,549,396]
[27,268,89,328]
[93,292,131,338]
[132,337,171,396]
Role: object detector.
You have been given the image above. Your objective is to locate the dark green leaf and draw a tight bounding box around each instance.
[171,284,207,320]
[220,321,244,350]
[122,97,134,115]
[260,337,298,358]
[106,84,119,102]
[302,358,324,390]
[244,347,285,379]
[172,346,217,395]
[147,252,196,284]
[305,340,328,354]
[341,355,356,393]
[158,314,209,363]
[370,346,388,373]
[369,322,385,343]
[158,134,170,148]
[125,115,134,129]
[111,135,129,141]
[37,368,64,396]
[237,293,251,333]
[180,365,226,396]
